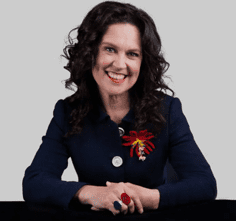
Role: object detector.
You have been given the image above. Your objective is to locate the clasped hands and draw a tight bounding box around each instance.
[90,181,160,215]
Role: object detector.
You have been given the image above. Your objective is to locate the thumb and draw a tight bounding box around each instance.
[106,181,112,186]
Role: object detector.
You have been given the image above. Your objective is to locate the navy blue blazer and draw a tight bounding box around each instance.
[22,94,217,210]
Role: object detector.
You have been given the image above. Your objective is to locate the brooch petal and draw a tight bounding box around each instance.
[121,129,155,161]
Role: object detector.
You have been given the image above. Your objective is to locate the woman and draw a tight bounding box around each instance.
[22,1,217,216]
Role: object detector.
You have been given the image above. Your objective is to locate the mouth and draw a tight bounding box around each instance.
[105,71,128,83]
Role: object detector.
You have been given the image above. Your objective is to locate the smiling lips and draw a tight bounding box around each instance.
[106,71,127,76]
[105,71,127,83]
[108,72,126,80]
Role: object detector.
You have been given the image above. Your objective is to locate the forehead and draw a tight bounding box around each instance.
[101,23,142,49]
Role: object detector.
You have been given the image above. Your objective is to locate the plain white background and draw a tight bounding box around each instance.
[1,0,235,201]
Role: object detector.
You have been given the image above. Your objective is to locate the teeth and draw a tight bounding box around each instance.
[107,71,125,80]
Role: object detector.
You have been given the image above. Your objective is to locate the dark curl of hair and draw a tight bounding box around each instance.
[61,1,175,139]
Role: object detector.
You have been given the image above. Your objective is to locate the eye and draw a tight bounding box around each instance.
[105,47,139,57]
[106,47,115,53]
[129,52,139,57]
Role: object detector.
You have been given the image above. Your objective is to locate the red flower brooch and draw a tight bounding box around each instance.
[121,129,155,161]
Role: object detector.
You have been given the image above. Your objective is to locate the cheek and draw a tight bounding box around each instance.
[99,52,109,62]
[129,60,141,75]
[99,55,111,70]
[96,52,106,65]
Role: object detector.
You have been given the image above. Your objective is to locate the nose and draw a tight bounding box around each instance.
[112,53,127,71]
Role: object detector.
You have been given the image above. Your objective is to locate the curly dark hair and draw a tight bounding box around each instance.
[61,1,175,139]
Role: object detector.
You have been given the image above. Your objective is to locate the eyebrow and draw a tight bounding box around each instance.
[101,42,142,54]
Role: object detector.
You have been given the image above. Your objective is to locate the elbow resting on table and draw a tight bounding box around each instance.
[210,177,218,200]
[200,175,218,201]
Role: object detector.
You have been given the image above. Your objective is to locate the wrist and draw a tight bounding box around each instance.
[77,185,95,205]
[152,189,160,209]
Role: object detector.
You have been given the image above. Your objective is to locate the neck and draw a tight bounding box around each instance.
[101,92,130,113]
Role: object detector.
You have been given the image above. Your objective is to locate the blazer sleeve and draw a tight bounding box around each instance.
[22,99,90,210]
[156,97,217,210]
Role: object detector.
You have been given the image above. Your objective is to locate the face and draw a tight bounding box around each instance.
[92,23,142,97]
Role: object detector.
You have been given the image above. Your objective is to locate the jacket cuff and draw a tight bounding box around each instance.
[62,182,90,210]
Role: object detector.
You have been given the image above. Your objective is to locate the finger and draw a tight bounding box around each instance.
[109,207,120,216]
[116,194,133,215]
[131,196,143,214]
[91,206,107,211]
[119,186,139,214]
[134,202,141,212]
[91,206,100,211]
[124,183,144,213]
[126,198,135,214]
[116,183,136,214]
[119,193,133,214]
[119,201,129,215]
[121,186,143,214]
[112,199,129,215]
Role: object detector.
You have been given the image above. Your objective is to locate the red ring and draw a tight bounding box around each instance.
[121,193,131,205]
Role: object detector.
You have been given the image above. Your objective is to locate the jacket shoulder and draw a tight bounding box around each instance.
[154,91,176,112]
